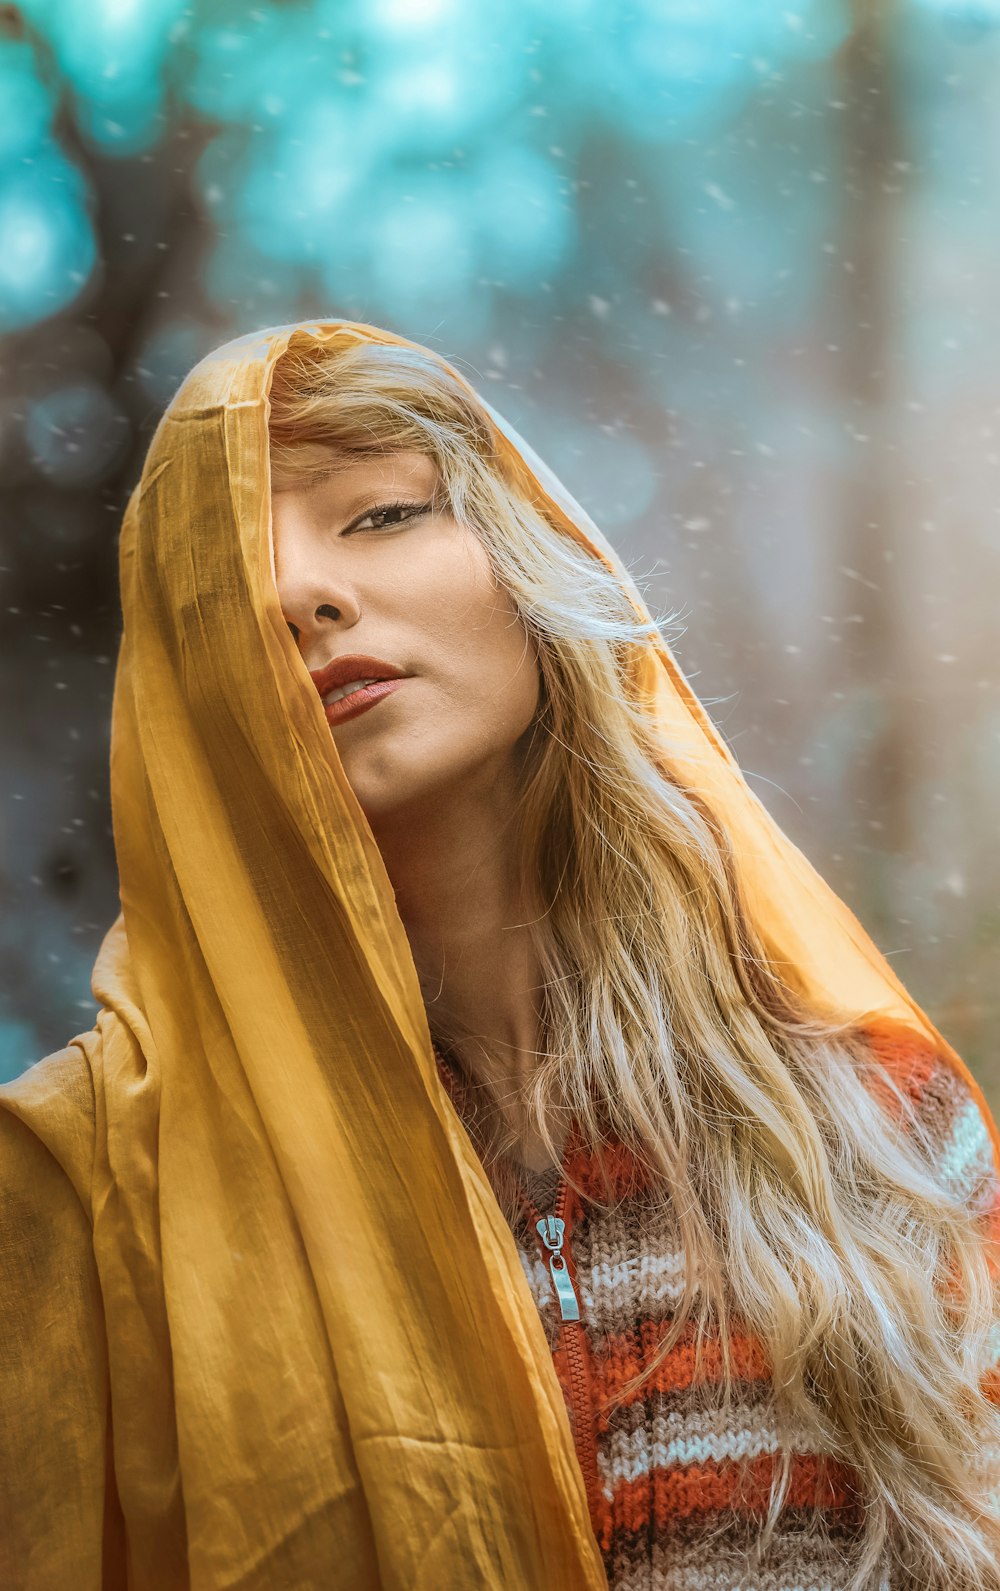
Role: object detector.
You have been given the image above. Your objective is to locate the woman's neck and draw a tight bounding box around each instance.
[371,774,541,1080]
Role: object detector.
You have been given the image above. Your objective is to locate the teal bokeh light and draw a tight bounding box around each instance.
[473,146,575,289]
[0,40,54,160]
[24,381,130,486]
[221,106,376,266]
[19,0,188,153]
[0,151,97,332]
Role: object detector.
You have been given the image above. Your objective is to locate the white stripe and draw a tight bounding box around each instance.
[597,1403,824,1497]
[518,1248,555,1308]
[939,1094,994,1203]
[581,1247,687,1312]
[519,1238,689,1323]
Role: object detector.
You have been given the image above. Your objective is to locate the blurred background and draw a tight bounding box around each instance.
[1,0,998,1102]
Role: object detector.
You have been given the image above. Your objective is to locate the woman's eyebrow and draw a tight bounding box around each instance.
[314,463,439,511]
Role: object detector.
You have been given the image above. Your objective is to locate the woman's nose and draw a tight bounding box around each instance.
[282,596,363,667]
[276,567,362,644]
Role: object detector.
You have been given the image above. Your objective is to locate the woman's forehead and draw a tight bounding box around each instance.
[271,448,439,505]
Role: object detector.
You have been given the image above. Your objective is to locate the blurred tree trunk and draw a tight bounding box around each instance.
[834,0,914,927]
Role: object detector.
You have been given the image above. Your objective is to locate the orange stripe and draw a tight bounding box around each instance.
[553,1317,772,1424]
[599,1450,864,1546]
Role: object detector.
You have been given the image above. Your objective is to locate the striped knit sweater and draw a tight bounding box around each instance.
[433,1026,1000,1591]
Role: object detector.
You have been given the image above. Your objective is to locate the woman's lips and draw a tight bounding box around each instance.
[322,677,407,726]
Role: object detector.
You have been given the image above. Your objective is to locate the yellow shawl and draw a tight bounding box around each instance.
[2,319,996,1590]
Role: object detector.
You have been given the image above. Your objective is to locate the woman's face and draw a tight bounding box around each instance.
[271,449,542,822]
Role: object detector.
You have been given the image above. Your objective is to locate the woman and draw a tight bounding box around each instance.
[2,319,999,1591]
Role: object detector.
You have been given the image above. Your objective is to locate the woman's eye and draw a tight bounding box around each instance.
[347,500,431,534]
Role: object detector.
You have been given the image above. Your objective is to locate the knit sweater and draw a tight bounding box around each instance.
[433,1028,1000,1591]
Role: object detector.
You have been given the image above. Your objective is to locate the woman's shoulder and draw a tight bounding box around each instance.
[0,1028,100,1221]
[0,1033,112,1581]
[860,1015,1000,1218]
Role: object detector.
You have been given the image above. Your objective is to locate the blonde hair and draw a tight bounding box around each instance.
[268,335,1000,1588]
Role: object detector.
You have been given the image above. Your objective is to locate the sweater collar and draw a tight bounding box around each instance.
[431,1040,657,1202]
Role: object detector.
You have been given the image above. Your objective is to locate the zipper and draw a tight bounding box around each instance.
[430,1042,602,1522]
[520,1172,602,1524]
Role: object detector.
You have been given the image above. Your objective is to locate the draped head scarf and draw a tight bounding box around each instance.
[2,319,997,1590]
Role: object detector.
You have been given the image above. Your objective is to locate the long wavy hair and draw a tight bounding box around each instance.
[267,334,1000,1589]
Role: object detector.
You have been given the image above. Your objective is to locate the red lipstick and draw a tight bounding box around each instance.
[309,653,410,727]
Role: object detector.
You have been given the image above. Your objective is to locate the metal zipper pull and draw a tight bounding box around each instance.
[535,1215,581,1321]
